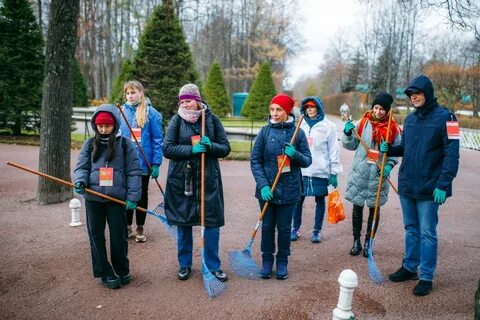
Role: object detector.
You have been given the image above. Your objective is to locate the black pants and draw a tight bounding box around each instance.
[85,200,129,278]
[352,204,380,240]
[126,175,149,226]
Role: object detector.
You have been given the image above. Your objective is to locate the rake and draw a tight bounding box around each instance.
[199,109,226,297]
[6,161,177,240]
[368,110,394,284]
[228,115,304,280]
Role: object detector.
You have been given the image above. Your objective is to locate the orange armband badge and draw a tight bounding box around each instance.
[367,149,379,164]
[131,128,142,142]
[191,135,201,146]
[99,167,113,187]
[446,121,460,140]
[277,155,291,173]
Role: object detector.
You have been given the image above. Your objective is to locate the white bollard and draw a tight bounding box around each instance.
[69,198,82,227]
[333,269,358,320]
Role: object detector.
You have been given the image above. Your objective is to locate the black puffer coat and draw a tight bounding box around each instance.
[163,106,230,227]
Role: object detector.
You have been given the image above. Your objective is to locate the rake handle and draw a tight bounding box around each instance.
[6,161,149,214]
[116,103,165,196]
[250,115,304,239]
[200,109,206,248]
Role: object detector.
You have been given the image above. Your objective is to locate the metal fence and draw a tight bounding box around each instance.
[460,128,480,151]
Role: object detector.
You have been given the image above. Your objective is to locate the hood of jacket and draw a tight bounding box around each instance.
[404,75,438,115]
[91,104,122,135]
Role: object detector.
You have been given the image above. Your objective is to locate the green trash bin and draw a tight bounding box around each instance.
[232,93,248,116]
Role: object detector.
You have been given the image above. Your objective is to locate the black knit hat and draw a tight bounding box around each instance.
[372,92,393,112]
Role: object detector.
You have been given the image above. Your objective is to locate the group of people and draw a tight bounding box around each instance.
[72,74,459,297]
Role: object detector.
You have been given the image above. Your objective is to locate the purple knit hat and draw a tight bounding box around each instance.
[178,84,201,102]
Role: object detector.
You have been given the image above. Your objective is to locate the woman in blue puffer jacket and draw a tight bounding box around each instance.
[250,93,312,280]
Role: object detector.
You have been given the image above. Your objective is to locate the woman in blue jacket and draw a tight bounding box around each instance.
[119,80,163,243]
[251,93,312,280]
[74,105,142,289]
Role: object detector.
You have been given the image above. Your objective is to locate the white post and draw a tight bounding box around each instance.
[69,198,82,227]
[333,269,358,320]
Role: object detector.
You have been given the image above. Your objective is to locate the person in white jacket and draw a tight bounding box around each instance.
[290,97,342,243]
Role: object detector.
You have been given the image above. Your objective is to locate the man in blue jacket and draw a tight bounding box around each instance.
[381,75,460,296]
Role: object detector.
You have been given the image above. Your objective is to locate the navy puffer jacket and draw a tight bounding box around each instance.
[251,118,312,205]
[389,75,460,200]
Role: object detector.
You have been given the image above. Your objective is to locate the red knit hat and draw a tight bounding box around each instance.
[94,112,115,125]
[270,93,295,115]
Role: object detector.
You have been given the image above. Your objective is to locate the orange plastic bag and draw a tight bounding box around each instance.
[327,187,346,224]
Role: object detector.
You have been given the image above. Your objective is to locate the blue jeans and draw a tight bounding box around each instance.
[260,201,296,264]
[177,226,221,271]
[400,195,439,281]
[292,196,326,230]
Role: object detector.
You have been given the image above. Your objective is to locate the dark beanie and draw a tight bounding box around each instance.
[372,92,393,112]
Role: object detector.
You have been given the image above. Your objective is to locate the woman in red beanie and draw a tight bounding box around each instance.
[250,93,312,280]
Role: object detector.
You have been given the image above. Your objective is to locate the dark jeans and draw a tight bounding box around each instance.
[177,226,222,271]
[292,195,326,231]
[260,200,296,264]
[85,200,129,278]
[126,175,149,226]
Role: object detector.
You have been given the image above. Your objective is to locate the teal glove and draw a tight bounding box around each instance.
[200,136,212,150]
[260,186,273,201]
[192,144,207,154]
[125,200,137,210]
[343,120,355,136]
[328,174,338,188]
[150,165,160,179]
[381,164,393,178]
[379,141,390,153]
[284,143,296,158]
[73,182,85,194]
[433,188,446,205]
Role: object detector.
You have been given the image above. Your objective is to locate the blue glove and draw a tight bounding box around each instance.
[328,174,338,188]
[192,144,207,154]
[150,165,160,179]
[73,182,85,194]
[379,141,390,153]
[433,188,446,205]
[125,200,137,210]
[284,143,296,158]
[200,136,212,150]
[381,164,393,178]
[343,120,355,136]
[260,186,273,201]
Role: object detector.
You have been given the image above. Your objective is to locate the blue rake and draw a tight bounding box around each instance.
[148,203,178,240]
[202,249,226,298]
[227,238,260,280]
[367,238,384,284]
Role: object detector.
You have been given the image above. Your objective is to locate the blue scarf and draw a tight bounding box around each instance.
[304,113,324,128]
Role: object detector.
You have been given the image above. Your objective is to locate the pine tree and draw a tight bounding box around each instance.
[241,62,276,120]
[203,61,231,116]
[134,0,197,122]
[73,60,88,107]
[110,59,136,104]
[0,0,44,134]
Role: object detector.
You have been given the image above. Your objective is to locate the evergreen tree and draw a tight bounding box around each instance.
[73,60,88,107]
[0,0,44,134]
[241,62,276,120]
[203,61,231,116]
[344,51,366,92]
[134,0,197,123]
[110,59,135,104]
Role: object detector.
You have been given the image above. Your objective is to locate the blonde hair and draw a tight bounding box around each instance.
[123,80,148,128]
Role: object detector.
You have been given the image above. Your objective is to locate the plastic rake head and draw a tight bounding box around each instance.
[367,239,385,284]
[201,260,226,297]
[149,203,178,240]
[227,246,260,280]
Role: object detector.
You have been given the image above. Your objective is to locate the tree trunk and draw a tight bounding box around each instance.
[37,0,80,205]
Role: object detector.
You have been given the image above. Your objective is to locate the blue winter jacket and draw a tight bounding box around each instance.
[119,99,163,175]
[74,104,143,203]
[251,118,312,205]
[389,75,459,200]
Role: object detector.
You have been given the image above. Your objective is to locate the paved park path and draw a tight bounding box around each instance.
[0,141,478,319]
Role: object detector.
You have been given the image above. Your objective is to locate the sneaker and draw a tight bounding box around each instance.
[276,262,288,280]
[101,275,121,289]
[135,225,147,242]
[389,266,419,282]
[290,228,300,241]
[212,270,228,282]
[127,225,134,239]
[119,273,131,285]
[311,229,321,243]
[177,267,191,280]
[413,280,433,296]
[259,262,273,279]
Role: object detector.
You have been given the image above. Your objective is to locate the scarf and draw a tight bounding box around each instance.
[357,111,401,145]
[304,113,323,128]
[178,106,203,123]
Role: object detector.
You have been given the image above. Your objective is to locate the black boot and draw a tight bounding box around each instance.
[350,238,362,256]
[363,238,370,257]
